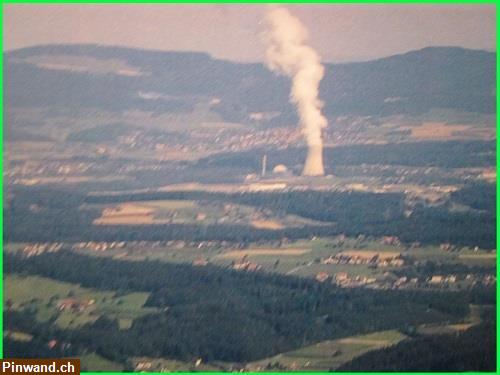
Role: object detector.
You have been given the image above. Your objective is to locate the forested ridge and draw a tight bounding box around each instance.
[5,43,496,371]
[5,186,495,248]
[6,251,472,362]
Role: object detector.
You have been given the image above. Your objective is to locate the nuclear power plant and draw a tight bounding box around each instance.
[302,145,324,176]
[264,7,328,179]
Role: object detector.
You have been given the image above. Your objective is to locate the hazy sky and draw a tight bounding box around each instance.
[4,4,496,63]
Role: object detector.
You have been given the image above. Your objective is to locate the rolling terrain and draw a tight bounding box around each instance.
[4,43,496,371]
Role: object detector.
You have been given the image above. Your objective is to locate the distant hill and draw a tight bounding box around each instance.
[5,44,495,124]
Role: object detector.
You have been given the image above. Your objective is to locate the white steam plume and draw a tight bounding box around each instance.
[263,6,327,149]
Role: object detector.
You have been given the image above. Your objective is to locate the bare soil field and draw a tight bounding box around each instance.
[411,122,470,139]
[251,219,285,230]
[93,203,169,225]
[217,248,311,259]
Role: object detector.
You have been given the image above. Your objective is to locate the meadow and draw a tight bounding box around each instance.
[4,274,157,330]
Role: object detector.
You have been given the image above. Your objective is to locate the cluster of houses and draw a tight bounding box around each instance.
[131,357,205,372]
[192,258,209,266]
[22,241,128,256]
[482,274,496,286]
[232,261,262,272]
[381,236,401,246]
[134,361,152,371]
[315,271,377,287]
[315,272,412,289]
[72,241,127,252]
[22,243,63,257]
[429,275,457,284]
[57,298,95,313]
[20,239,238,258]
[193,257,264,272]
[46,339,71,351]
[321,251,405,268]
[314,271,497,290]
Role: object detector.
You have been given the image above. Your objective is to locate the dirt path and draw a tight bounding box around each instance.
[337,338,390,346]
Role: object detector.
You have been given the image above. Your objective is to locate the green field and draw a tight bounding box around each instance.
[72,236,420,282]
[247,329,407,371]
[12,235,492,289]
[211,237,405,280]
[416,304,487,335]
[458,251,496,266]
[89,197,327,229]
[5,331,34,342]
[406,246,496,266]
[4,274,157,329]
[80,353,124,372]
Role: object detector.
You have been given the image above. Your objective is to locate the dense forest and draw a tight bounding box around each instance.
[86,190,405,224]
[450,181,496,213]
[85,189,495,248]
[7,46,495,122]
[5,185,495,248]
[197,140,496,172]
[5,251,472,363]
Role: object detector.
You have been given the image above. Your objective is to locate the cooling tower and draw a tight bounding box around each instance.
[302,145,325,176]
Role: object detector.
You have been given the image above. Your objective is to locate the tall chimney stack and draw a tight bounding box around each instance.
[302,145,324,176]
[261,154,267,177]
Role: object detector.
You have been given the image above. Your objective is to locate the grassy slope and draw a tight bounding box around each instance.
[4,274,157,329]
[246,329,407,371]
